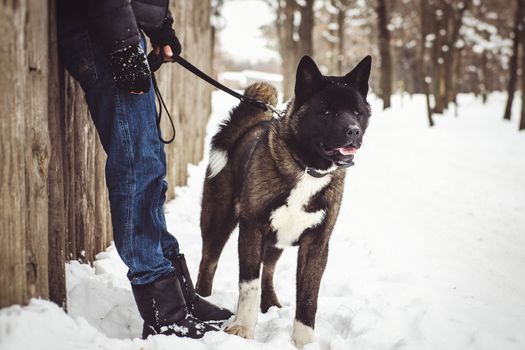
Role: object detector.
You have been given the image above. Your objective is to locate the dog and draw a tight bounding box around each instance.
[195,55,372,348]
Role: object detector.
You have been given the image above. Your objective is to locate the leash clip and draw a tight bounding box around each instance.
[242,96,285,118]
[266,104,285,118]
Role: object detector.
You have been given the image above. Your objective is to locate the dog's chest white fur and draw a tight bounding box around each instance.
[270,173,331,248]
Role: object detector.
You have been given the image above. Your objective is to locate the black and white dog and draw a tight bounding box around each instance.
[196,55,372,348]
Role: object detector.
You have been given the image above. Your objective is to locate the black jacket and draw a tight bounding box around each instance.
[58,0,171,52]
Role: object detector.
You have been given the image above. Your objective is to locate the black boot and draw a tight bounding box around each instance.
[171,254,233,324]
[131,272,219,339]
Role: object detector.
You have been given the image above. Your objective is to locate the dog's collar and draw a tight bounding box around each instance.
[290,152,338,178]
[306,163,341,177]
[306,167,331,178]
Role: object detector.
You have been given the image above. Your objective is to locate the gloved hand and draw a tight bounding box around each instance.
[147,15,181,56]
[109,44,151,93]
[146,15,181,71]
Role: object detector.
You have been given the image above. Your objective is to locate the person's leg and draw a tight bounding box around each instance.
[145,55,178,261]
[89,79,176,284]
[157,178,180,260]
[59,26,178,285]
[58,23,231,334]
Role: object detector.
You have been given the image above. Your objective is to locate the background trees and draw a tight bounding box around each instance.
[504,0,525,127]
[266,0,315,100]
[226,0,524,129]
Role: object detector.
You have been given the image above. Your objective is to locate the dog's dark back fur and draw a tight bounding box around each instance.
[196,55,372,346]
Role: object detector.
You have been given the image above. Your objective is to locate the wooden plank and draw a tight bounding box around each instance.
[94,145,109,254]
[1,0,214,309]
[24,0,51,301]
[0,1,28,308]
[47,0,67,307]
[84,107,97,263]
[73,87,92,263]
[64,76,77,261]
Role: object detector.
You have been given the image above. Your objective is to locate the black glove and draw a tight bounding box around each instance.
[108,44,151,93]
[146,15,182,57]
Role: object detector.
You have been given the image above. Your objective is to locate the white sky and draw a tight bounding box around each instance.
[218,0,279,63]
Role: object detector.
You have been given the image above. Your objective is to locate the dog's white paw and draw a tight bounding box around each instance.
[225,323,254,339]
[225,279,260,339]
[292,320,315,348]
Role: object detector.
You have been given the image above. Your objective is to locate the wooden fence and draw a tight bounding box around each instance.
[0,0,212,309]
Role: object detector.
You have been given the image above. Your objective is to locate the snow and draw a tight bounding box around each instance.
[1,92,525,350]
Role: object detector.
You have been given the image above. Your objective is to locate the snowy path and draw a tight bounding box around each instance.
[1,93,524,350]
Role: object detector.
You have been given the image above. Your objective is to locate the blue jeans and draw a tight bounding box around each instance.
[58,23,179,285]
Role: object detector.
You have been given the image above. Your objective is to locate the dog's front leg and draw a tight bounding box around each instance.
[293,240,329,348]
[225,220,264,339]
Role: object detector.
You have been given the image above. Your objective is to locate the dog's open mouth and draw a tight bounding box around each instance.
[320,143,357,157]
[319,143,357,168]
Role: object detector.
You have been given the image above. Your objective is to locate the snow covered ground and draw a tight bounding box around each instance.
[1,92,525,350]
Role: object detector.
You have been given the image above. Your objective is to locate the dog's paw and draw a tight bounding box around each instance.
[292,320,315,348]
[225,324,254,339]
[293,338,316,349]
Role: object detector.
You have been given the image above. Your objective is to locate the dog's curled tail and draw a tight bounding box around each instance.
[207,82,278,178]
[244,82,278,107]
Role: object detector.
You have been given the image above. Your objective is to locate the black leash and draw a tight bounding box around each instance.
[147,53,352,177]
[148,52,285,144]
[172,55,285,117]
[152,75,176,144]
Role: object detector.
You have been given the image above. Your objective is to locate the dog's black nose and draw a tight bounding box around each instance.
[347,125,361,137]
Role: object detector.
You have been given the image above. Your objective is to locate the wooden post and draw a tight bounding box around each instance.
[24,0,51,301]
[0,0,213,308]
[0,1,29,308]
[1,0,52,307]
[47,0,67,307]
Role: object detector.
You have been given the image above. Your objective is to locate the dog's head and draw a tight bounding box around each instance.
[285,55,372,170]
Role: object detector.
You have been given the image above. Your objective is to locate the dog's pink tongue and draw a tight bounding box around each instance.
[337,146,357,156]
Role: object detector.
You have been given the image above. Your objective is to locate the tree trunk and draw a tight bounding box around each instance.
[451,47,464,108]
[276,0,297,101]
[377,0,392,109]
[480,52,488,103]
[336,4,345,75]
[445,1,470,107]
[519,0,525,130]
[504,0,524,121]
[298,0,314,57]
[326,1,338,73]
[276,0,314,101]
[419,0,434,126]
[431,2,446,114]
[210,0,223,79]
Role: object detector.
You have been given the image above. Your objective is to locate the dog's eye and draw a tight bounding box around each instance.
[353,110,360,116]
[324,111,332,117]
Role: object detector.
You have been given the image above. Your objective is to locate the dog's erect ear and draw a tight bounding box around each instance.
[345,55,372,98]
[295,55,323,103]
